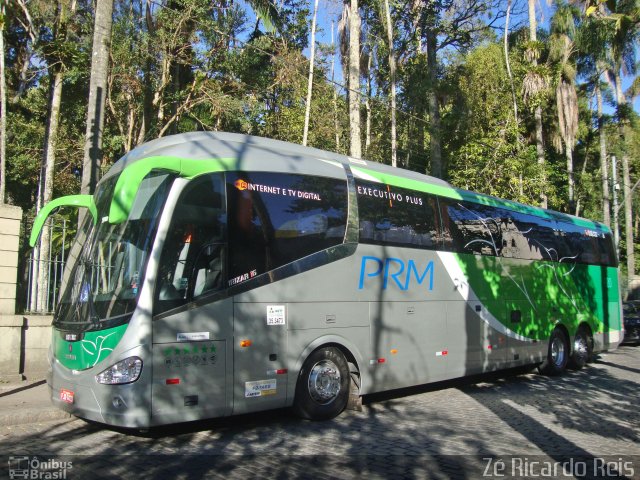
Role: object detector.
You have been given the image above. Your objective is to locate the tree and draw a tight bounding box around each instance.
[34,0,80,312]
[0,0,6,204]
[381,0,397,167]
[408,0,504,178]
[340,0,362,158]
[549,2,579,211]
[302,0,318,146]
[80,0,114,199]
[525,0,549,207]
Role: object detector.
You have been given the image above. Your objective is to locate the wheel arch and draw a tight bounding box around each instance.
[288,334,366,405]
[573,322,594,353]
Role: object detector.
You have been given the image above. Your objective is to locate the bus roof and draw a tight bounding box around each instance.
[102,132,610,233]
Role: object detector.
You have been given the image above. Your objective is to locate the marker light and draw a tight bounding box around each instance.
[240,340,252,347]
[96,357,142,385]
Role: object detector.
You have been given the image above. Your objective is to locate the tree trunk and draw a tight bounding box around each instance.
[347,0,361,159]
[302,0,319,146]
[596,83,610,227]
[504,0,519,129]
[81,0,114,201]
[575,148,589,217]
[365,52,372,155]
[528,0,547,208]
[383,0,397,167]
[566,141,574,210]
[0,2,6,204]
[330,21,340,153]
[33,0,78,312]
[36,70,64,312]
[612,69,634,278]
[425,26,442,178]
[623,153,634,278]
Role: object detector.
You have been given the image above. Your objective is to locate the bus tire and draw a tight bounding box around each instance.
[293,346,349,421]
[569,326,592,370]
[539,328,569,376]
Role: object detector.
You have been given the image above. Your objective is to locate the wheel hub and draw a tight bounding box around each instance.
[308,359,342,404]
[551,336,566,367]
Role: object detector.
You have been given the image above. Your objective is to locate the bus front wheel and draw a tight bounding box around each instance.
[293,346,349,421]
[539,328,569,376]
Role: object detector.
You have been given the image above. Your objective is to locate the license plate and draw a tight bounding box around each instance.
[60,389,74,404]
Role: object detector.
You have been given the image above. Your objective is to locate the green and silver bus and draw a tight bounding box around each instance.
[31,132,623,428]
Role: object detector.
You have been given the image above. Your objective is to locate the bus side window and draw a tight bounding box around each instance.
[154,174,226,316]
[355,180,440,250]
[226,172,348,284]
[442,201,503,256]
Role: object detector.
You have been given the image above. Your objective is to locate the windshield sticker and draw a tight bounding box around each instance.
[266,305,286,326]
[234,179,321,201]
[245,379,277,398]
[357,184,423,206]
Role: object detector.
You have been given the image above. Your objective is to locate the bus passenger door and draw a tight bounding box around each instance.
[232,302,288,415]
[150,173,233,424]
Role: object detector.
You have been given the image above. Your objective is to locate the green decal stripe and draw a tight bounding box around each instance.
[109,156,238,223]
[352,166,610,232]
[30,195,97,247]
[452,253,622,340]
[54,323,129,371]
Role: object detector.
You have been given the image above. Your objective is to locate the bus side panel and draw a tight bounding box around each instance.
[367,301,448,391]
[446,299,508,378]
[233,302,288,415]
[151,298,234,424]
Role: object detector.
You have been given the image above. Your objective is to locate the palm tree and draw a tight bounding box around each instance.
[524,0,548,208]
[577,0,639,280]
[548,2,579,211]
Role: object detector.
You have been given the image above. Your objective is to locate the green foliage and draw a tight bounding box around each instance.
[1,0,638,279]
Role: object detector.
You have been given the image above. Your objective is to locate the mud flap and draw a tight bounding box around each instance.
[347,363,362,412]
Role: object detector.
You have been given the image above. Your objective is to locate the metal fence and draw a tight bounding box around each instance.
[25,217,68,314]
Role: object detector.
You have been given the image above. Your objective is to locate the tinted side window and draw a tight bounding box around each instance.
[356,180,440,249]
[226,172,347,285]
[508,212,558,261]
[555,222,617,267]
[441,201,507,256]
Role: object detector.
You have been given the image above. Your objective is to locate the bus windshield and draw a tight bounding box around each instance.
[54,173,174,331]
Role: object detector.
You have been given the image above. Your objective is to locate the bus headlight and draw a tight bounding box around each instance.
[96,357,142,385]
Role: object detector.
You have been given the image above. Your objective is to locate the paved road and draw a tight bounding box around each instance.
[1,346,639,479]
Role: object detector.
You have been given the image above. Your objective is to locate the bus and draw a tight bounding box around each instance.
[30,131,623,428]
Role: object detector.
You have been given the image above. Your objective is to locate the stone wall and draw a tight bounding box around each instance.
[0,315,52,382]
[0,204,51,381]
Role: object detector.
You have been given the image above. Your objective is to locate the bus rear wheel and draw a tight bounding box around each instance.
[539,328,569,376]
[293,346,349,421]
[569,326,592,370]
